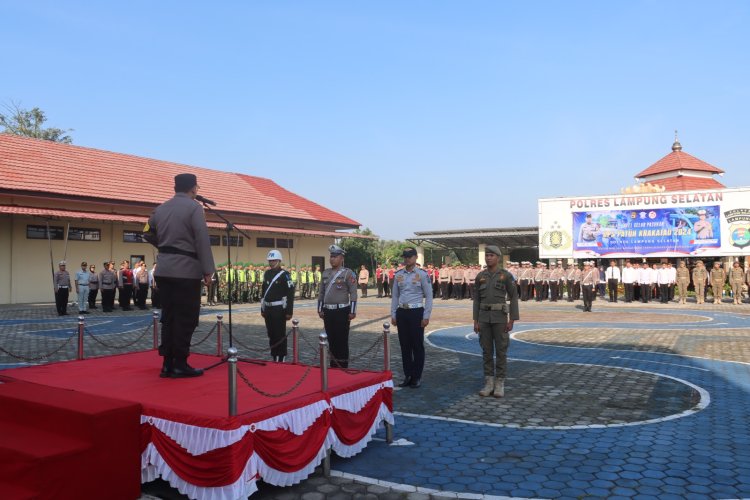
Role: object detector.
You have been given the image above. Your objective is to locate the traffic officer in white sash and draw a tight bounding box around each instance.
[318,245,358,368]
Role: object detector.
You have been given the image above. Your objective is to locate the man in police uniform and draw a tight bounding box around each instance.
[74,261,91,314]
[578,214,600,243]
[318,245,358,368]
[145,173,215,378]
[676,260,690,304]
[54,261,71,316]
[580,261,598,312]
[710,261,727,304]
[390,247,433,389]
[694,209,713,239]
[261,250,296,362]
[439,263,450,300]
[473,245,519,398]
[729,261,745,305]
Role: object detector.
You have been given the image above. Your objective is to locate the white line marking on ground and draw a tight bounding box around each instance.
[508,327,750,367]
[610,356,710,371]
[329,470,522,499]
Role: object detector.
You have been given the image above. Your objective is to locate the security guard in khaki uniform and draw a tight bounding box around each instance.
[692,260,708,304]
[710,261,727,304]
[676,260,690,304]
[729,261,745,305]
[318,245,358,368]
[473,245,519,398]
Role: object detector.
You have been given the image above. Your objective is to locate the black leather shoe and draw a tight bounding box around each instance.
[398,377,412,388]
[409,378,421,388]
[160,358,173,378]
[170,362,203,378]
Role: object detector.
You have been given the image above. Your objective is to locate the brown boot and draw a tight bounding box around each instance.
[478,376,494,397]
[493,377,505,398]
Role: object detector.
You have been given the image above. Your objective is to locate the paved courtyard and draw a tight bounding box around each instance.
[1,293,750,498]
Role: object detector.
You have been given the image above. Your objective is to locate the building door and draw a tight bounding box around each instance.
[312,256,325,271]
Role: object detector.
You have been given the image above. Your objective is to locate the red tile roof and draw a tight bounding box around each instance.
[649,176,726,192]
[0,205,374,239]
[635,150,725,178]
[0,134,359,228]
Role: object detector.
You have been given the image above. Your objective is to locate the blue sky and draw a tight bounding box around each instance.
[4,1,749,240]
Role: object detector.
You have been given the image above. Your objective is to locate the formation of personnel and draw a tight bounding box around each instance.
[505,259,749,306]
[211,262,322,305]
[53,258,158,315]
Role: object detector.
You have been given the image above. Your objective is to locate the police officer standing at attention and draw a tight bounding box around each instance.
[261,249,295,362]
[391,247,433,389]
[145,173,215,378]
[580,261,598,312]
[75,261,91,315]
[473,245,519,398]
[318,245,358,368]
[53,261,71,316]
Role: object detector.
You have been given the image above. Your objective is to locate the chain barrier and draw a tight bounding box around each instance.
[236,364,313,398]
[189,322,218,347]
[0,329,77,362]
[297,329,326,359]
[328,335,383,375]
[85,323,151,349]
[232,326,293,354]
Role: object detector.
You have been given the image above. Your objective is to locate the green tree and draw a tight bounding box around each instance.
[340,228,379,273]
[0,102,73,143]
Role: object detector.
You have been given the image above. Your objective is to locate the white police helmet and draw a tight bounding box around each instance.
[266,249,282,261]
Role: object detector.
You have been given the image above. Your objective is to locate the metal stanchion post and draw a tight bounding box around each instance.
[319,332,330,476]
[319,332,329,391]
[292,319,299,364]
[77,315,85,360]
[382,322,394,444]
[382,322,391,372]
[152,311,159,350]
[216,314,224,357]
[228,347,238,416]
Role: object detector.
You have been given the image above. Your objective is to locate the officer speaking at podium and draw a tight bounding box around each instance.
[144,173,215,378]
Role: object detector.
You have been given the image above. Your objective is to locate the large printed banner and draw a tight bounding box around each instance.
[573,206,720,257]
[538,188,750,258]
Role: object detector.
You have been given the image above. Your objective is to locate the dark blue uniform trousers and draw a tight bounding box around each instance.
[396,307,426,381]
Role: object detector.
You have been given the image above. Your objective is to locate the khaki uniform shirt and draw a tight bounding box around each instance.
[729,267,745,284]
[711,268,727,285]
[580,268,599,286]
[692,267,708,285]
[451,269,465,285]
[439,267,450,283]
[318,267,358,306]
[358,269,370,284]
[676,267,690,283]
[472,268,520,323]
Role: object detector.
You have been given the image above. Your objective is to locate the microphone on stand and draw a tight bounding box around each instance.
[195,195,217,206]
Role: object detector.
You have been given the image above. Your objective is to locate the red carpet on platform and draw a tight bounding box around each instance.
[0,351,393,500]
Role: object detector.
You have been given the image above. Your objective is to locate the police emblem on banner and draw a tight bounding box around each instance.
[541,221,571,250]
[724,208,750,249]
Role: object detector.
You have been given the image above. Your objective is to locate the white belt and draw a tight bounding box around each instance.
[399,303,423,309]
[263,300,285,307]
[323,303,350,309]
[58,286,69,288]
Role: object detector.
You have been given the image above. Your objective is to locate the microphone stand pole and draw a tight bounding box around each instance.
[199,201,265,369]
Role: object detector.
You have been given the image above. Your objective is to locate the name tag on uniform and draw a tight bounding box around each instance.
[479,277,486,284]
